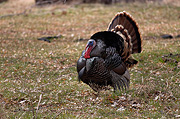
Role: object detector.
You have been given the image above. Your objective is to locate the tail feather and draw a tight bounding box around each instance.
[108,11,142,58]
[125,57,138,68]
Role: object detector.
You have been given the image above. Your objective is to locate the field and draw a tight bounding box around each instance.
[0,0,180,118]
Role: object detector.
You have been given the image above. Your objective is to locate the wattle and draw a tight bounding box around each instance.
[84,47,92,59]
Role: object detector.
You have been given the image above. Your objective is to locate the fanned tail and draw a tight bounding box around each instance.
[108,11,142,61]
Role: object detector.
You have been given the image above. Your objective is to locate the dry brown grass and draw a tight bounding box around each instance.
[0,1,180,118]
[163,0,180,6]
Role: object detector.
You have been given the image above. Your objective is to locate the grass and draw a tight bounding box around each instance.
[0,0,180,118]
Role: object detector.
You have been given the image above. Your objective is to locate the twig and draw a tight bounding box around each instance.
[37,34,61,43]
[0,4,36,19]
[36,94,42,119]
[19,112,26,119]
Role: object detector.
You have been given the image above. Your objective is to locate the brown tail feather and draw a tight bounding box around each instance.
[125,57,138,68]
[108,11,142,57]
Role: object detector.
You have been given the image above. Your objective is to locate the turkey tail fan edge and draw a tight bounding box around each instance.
[108,11,142,54]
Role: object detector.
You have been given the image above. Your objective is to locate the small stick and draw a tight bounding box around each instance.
[36,94,42,118]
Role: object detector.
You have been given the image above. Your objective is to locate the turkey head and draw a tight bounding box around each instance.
[84,39,106,59]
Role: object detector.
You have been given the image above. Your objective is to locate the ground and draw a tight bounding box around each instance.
[0,0,180,118]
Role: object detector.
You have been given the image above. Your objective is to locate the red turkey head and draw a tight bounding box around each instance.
[84,39,96,59]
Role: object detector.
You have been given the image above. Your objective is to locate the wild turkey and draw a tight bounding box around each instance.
[77,11,142,92]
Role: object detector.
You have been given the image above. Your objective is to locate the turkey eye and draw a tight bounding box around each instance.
[88,41,93,46]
